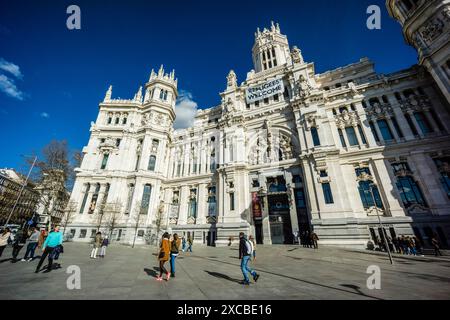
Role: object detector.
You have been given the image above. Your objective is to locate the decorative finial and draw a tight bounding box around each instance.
[135,86,142,101]
[276,22,280,32]
[226,70,237,89]
[104,85,112,101]
[271,21,275,31]
[158,64,164,76]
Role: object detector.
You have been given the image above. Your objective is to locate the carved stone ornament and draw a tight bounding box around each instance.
[169,217,178,225]
[206,216,217,224]
[187,216,196,224]
[291,46,304,64]
[227,70,237,89]
[335,109,359,128]
[419,17,445,44]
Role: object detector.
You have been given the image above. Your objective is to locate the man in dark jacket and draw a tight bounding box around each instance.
[238,232,260,285]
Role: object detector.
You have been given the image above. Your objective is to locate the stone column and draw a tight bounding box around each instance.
[177,186,189,225]
[197,183,208,225]
[353,124,364,147]
[386,116,400,142]
[286,173,299,234]
[371,118,385,144]
[94,184,107,215]
[407,110,424,138]
[386,94,415,141]
[423,109,439,133]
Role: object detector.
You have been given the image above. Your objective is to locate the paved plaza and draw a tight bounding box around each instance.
[0,243,449,300]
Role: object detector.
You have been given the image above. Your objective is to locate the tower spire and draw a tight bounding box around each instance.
[104,85,112,102]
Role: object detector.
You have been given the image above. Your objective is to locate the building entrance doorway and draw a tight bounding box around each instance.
[255,221,263,244]
[206,230,216,246]
[268,194,292,244]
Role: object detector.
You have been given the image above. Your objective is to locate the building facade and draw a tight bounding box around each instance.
[387,0,450,106]
[67,21,450,248]
[0,169,40,226]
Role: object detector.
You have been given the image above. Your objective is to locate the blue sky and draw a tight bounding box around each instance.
[0,0,417,171]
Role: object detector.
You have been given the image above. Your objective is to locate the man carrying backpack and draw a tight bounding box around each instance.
[238,232,260,286]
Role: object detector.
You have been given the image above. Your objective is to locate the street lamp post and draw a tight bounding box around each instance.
[5,156,38,226]
[369,183,394,265]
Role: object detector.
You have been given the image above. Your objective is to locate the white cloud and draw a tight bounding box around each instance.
[40,112,50,118]
[173,90,198,129]
[0,58,23,79]
[0,74,24,100]
[0,57,25,100]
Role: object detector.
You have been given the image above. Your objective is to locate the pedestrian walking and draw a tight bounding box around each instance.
[0,228,11,258]
[35,226,63,273]
[22,227,39,261]
[249,235,257,261]
[432,235,443,256]
[182,236,186,252]
[156,232,171,281]
[238,232,260,285]
[99,236,109,258]
[310,231,319,249]
[11,229,27,261]
[393,236,401,253]
[407,236,417,256]
[187,236,193,252]
[90,232,102,259]
[170,233,181,278]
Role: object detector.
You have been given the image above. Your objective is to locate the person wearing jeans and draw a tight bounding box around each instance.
[238,232,260,285]
[22,228,39,261]
[35,226,63,273]
[170,233,181,277]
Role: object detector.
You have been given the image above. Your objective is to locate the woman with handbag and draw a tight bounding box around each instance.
[156,232,170,281]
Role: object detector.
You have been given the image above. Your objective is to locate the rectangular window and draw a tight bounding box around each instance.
[115,117,119,125]
[107,117,112,124]
[311,127,321,146]
[79,229,87,238]
[229,192,235,211]
[273,94,279,102]
[90,229,97,238]
[148,155,156,171]
[294,188,306,208]
[377,119,394,141]
[135,155,140,171]
[345,127,359,146]
[322,183,334,204]
[101,154,109,170]
[122,118,127,125]
[414,112,432,134]
[140,184,152,214]
[116,139,121,147]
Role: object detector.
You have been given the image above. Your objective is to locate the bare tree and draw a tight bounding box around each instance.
[61,200,77,239]
[131,200,146,248]
[104,200,123,241]
[152,202,165,245]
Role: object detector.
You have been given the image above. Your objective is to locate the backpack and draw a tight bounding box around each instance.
[245,239,254,256]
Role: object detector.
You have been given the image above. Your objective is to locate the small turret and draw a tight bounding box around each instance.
[104,85,112,102]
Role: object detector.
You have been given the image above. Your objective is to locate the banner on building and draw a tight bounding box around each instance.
[208,202,217,217]
[246,78,284,104]
[169,204,179,218]
[252,192,262,220]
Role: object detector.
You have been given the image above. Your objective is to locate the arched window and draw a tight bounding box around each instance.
[356,168,383,209]
[101,153,109,170]
[79,183,90,213]
[88,183,101,214]
[140,184,152,214]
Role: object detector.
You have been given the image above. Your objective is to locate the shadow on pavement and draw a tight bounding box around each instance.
[144,268,158,277]
[204,270,241,284]
[195,256,384,300]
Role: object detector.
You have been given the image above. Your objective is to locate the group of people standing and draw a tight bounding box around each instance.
[157,233,182,281]
[372,234,444,257]
[90,232,109,259]
[293,230,319,249]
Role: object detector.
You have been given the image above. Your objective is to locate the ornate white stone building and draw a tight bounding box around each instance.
[66,20,450,248]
